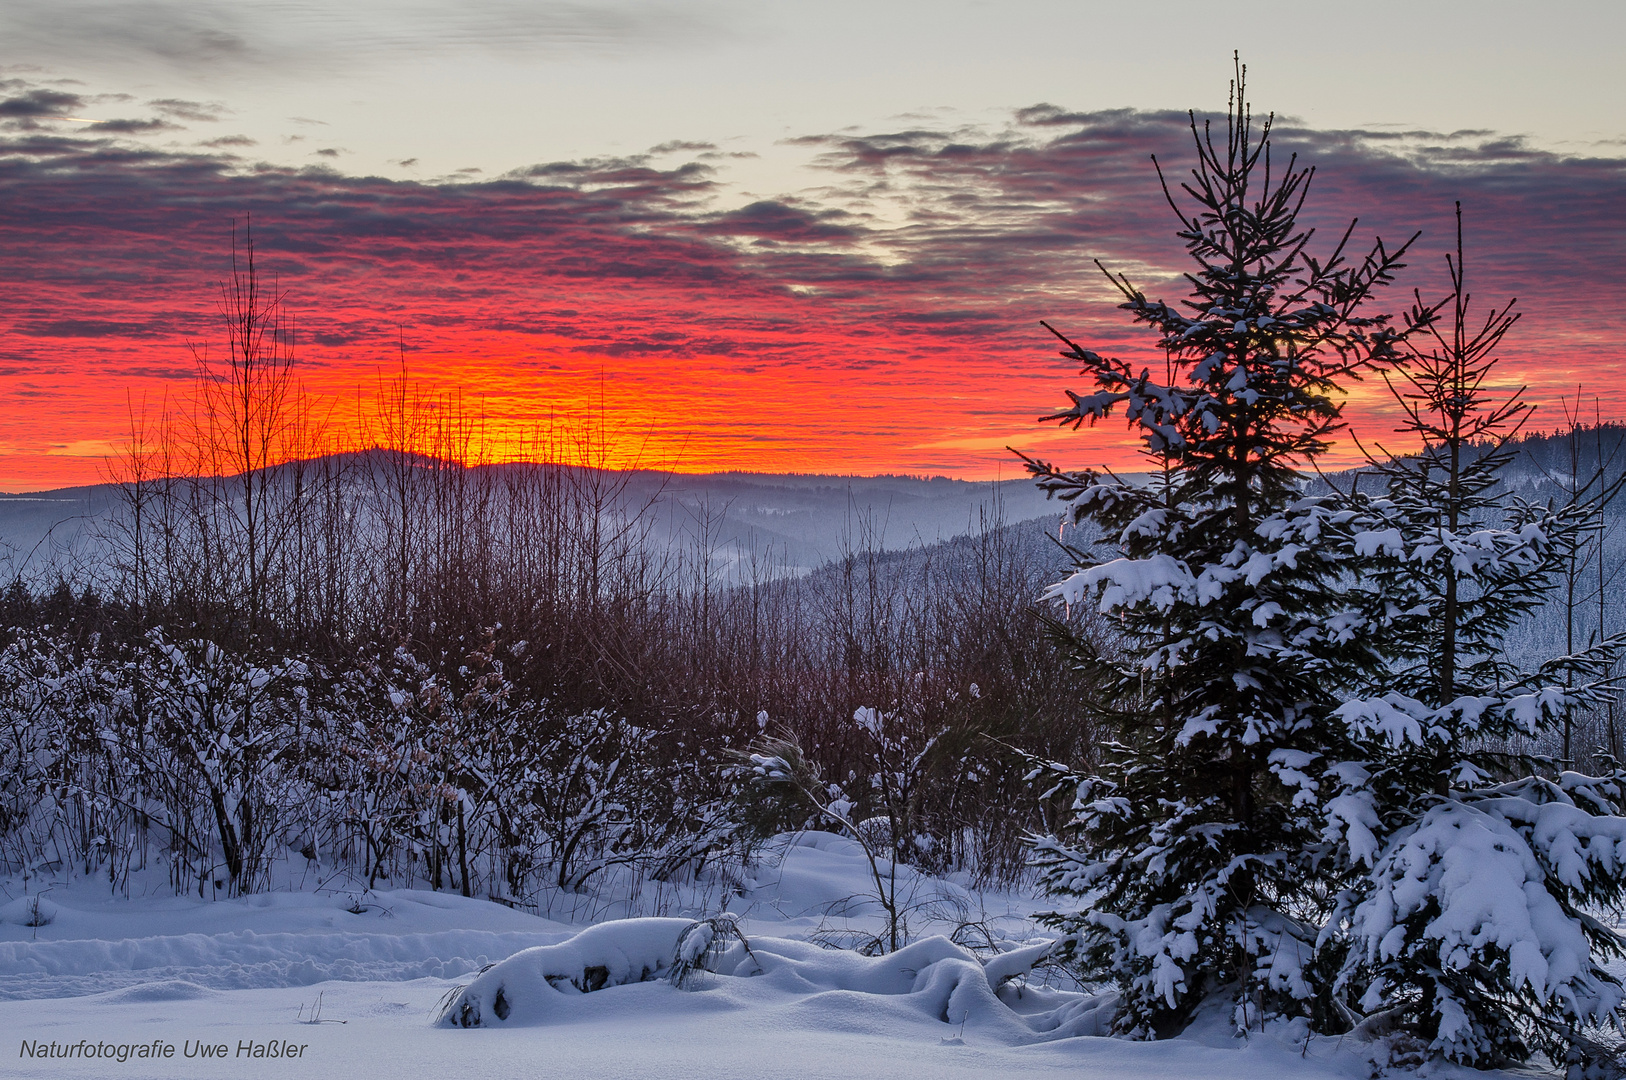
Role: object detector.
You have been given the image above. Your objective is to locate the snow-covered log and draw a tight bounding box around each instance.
[438,917,1114,1043]
[438,917,695,1026]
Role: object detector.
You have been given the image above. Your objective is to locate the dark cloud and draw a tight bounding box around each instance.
[95,117,178,134]
[18,319,164,338]
[790,108,1626,333]
[650,140,716,154]
[1,3,251,73]
[310,330,371,347]
[0,88,83,118]
[696,200,856,243]
[114,364,191,379]
[148,98,226,122]
[0,1,731,78]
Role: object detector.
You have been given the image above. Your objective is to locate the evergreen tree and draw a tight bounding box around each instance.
[1019,62,1419,1035]
[1327,205,1626,1069]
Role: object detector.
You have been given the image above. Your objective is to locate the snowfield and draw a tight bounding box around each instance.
[1,834,1518,1080]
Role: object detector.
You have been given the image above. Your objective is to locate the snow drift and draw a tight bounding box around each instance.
[437,916,1115,1044]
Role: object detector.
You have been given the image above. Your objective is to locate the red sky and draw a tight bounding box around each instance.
[2,86,1624,491]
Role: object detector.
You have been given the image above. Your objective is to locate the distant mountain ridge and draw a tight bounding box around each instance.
[4,429,1621,619]
[0,461,1064,584]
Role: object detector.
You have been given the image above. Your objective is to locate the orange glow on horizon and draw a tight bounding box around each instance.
[9,330,1590,494]
[3,105,1622,492]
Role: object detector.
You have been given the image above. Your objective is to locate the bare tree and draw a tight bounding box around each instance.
[185,219,302,644]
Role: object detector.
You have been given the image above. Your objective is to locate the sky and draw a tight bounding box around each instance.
[1,0,1623,490]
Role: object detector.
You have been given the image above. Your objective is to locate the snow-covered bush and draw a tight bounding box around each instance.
[0,629,203,893]
[139,632,311,896]
[1338,775,1626,1065]
[0,624,738,908]
[738,728,923,953]
[288,632,738,905]
[0,634,65,873]
[668,914,756,989]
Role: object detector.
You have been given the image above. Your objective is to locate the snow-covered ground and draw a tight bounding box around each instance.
[0,834,1510,1080]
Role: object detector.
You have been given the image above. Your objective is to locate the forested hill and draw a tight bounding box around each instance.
[1,426,1620,603]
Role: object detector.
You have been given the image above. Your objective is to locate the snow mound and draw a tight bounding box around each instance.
[0,894,59,927]
[439,917,695,1025]
[438,917,1115,1045]
[97,979,219,1002]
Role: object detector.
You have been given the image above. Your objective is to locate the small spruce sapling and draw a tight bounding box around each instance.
[1328,205,1626,1069]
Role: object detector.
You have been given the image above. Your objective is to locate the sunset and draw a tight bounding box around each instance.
[5,5,1626,1077]
[2,1,1623,489]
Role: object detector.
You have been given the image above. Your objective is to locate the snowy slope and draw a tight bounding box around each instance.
[0,834,1518,1080]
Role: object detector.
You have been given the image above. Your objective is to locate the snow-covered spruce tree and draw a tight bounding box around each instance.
[1017,65,1421,1036]
[1327,205,1626,1069]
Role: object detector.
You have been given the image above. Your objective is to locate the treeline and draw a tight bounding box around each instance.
[0,247,1102,903]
